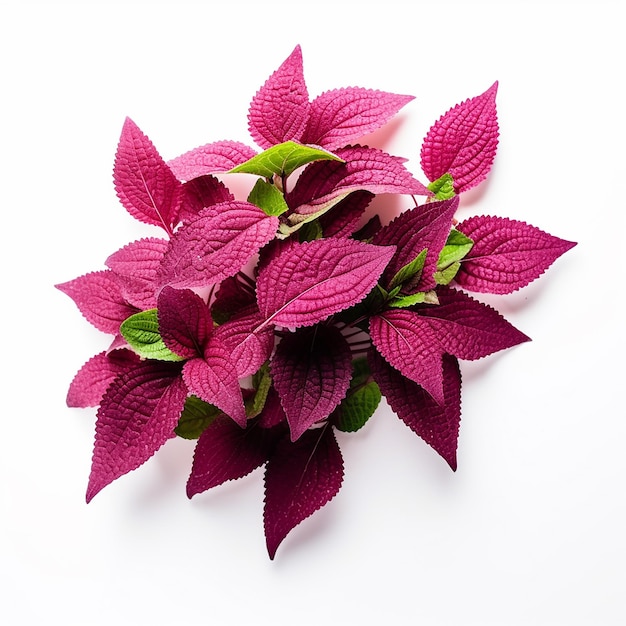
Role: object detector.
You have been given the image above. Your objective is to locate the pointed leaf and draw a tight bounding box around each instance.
[264,426,343,559]
[455,216,577,294]
[86,364,187,502]
[302,88,414,150]
[421,82,499,193]
[418,286,530,359]
[318,190,374,238]
[120,309,185,362]
[370,309,445,404]
[56,271,136,334]
[370,350,462,470]
[158,201,279,290]
[333,381,381,433]
[256,238,395,328]
[168,141,258,180]
[175,395,221,440]
[248,45,310,149]
[113,117,182,233]
[389,249,427,291]
[157,287,212,359]
[212,308,274,378]
[374,196,459,292]
[66,349,140,408]
[187,418,275,497]
[288,146,430,216]
[248,179,290,217]
[230,140,342,178]
[105,237,169,310]
[182,343,246,427]
[211,275,257,324]
[179,175,235,223]
[271,325,352,441]
[437,229,474,270]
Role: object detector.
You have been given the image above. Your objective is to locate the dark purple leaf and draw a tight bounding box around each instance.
[86,363,186,502]
[179,175,235,224]
[370,350,462,470]
[318,190,374,238]
[264,426,343,559]
[271,325,352,441]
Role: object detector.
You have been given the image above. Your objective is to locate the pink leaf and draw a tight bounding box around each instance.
[167,141,258,180]
[248,45,310,149]
[157,201,279,290]
[56,271,136,334]
[369,309,445,404]
[187,417,275,498]
[271,325,352,441]
[179,175,235,224]
[157,287,212,359]
[212,308,274,378]
[264,426,343,559]
[421,82,499,193]
[113,117,182,234]
[86,364,187,502]
[106,237,169,309]
[211,275,257,323]
[256,238,395,328]
[288,146,430,215]
[419,286,530,359]
[373,196,459,291]
[455,216,577,294]
[258,387,287,429]
[182,343,246,427]
[66,349,140,408]
[370,350,462,470]
[318,190,374,238]
[302,88,414,150]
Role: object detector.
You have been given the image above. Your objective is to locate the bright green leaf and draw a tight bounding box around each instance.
[229,140,343,178]
[248,179,289,217]
[388,292,427,308]
[437,229,473,270]
[389,249,427,290]
[435,261,461,285]
[246,363,272,418]
[428,173,456,200]
[120,309,184,361]
[175,395,221,439]
[334,382,382,432]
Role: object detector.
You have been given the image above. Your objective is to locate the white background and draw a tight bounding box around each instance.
[1,1,624,624]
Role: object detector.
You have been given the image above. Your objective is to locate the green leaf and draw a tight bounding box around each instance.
[277,191,352,239]
[229,141,343,178]
[388,249,427,290]
[298,220,323,242]
[175,395,221,439]
[120,309,185,361]
[247,179,289,217]
[246,363,273,418]
[389,289,439,308]
[435,261,461,285]
[437,229,473,270]
[334,382,382,432]
[427,173,456,200]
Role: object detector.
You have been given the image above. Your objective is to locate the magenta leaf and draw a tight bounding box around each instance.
[56,271,137,334]
[264,426,343,559]
[113,117,182,234]
[256,238,396,328]
[158,201,279,290]
[248,45,310,149]
[369,309,445,404]
[157,287,212,359]
[212,308,274,378]
[419,286,530,359]
[421,82,499,193]
[287,146,430,216]
[211,275,257,324]
[302,88,414,150]
[187,417,275,498]
[182,341,246,427]
[66,349,140,408]
[370,350,462,470]
[455,216,577,294]
[86,364,187,502]
[318,190,374,238]
[373,196,460,292]
[271,325,352,441]
[179,175,235,224]
[168,141,258,180]
[106,237,169,310]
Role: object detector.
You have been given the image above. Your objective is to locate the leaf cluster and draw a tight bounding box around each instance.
[57,46,576,558]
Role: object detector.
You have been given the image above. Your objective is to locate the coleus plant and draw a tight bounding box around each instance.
[57,45,575,559]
